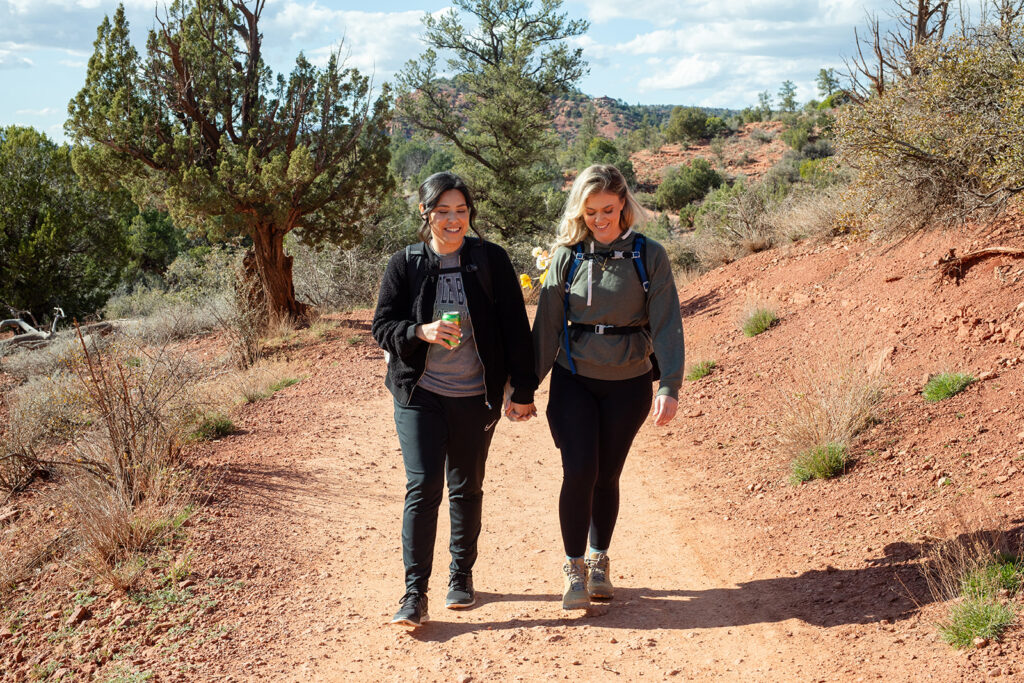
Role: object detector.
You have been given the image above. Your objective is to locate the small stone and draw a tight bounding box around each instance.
[978,371,996,381]
[547,634,564,643]
[938,476,952,487]
[988,667,1001,677]
[974,636,990,648]
[178,579,195,590]
[666,669,681,676]
[608,637,617,644]
[0,627,12,640]
[67,605,91,627]
[45,610,60,620]
[994,475,1009,484]
[457,675,473,683]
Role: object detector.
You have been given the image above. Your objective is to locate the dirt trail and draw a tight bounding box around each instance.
[189,303,1007,681]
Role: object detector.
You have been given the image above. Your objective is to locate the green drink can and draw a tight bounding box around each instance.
[441,311,461,348]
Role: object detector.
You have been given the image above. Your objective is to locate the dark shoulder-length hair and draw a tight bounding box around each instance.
[417,171,483,242]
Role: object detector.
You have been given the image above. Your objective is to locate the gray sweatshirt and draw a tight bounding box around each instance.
[532,229,685,399]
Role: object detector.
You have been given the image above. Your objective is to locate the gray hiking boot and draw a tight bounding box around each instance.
[562,558,589,610]
[586,552,613,600]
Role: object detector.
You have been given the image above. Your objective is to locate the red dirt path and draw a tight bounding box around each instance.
[4,215,1024,681]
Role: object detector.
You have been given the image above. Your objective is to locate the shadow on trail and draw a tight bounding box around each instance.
[409,525,1024,643]
[211,464,330,511]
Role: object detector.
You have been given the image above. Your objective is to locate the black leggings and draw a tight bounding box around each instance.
[546,363,653,558]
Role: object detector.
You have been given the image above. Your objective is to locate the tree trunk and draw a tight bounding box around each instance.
[249,224,308,321]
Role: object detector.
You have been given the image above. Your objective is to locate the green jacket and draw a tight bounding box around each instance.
[532,229,685,399]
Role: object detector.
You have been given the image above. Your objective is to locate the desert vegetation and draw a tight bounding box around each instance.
[3,0,1024,677]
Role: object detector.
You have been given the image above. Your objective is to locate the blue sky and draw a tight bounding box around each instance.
[0,0,892,142]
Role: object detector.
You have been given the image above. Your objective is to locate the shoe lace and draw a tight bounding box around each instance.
[399,592,422,608]
[563,562,586,592]
[585,555,609,582]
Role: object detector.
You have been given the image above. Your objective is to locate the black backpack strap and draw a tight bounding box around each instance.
[466,238,494,304]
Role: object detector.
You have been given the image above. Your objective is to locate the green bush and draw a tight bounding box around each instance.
[922,373,975,402]
[268,377,301,393]
[790,442,848,483]
[656,159,722,210]
[191,413,234,441]
[583,137,636,187]
[685,360,716,381]
[961,558,1023,600]
[741,307,778,337]
[633,191,658,210]
[938,600,1016,648]
[704,116,728,139]
[664,106,707,142]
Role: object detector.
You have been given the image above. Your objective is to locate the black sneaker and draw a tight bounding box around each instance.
[391,592,428,627]
[445,572,475,609]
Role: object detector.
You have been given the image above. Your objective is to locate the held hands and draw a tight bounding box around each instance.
[415,319,461,348]
[505,401,537,422]
[652,395,678,426]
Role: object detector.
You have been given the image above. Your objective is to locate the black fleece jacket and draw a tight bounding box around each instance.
[371,237,538,408]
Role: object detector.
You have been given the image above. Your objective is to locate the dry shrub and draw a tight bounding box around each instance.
[60,332,203,586]
[765,188,845,242]
[290,240,388,311]
[68,463,194,589]
[0,332,110,380]
[215,270,268,369]
[777,344,885,459]
[918,512,1021,602]
[119,303,222,343]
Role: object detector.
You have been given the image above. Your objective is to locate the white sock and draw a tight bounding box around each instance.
[588,546,607,557]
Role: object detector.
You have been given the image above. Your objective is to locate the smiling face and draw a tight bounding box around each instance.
[421,188,469,255]
[583,190,626,245]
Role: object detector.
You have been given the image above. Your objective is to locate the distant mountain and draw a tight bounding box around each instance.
[552,91,737,141]
[392,80,737,141]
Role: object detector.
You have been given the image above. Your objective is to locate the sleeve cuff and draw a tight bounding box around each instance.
[510,387,535,404]
[656,385,678,401]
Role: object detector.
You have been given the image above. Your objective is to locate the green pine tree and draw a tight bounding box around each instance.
[66,2,393,319]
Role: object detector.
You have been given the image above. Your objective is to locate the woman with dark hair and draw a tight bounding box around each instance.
[532,164,684,610]
[372,171,538,627]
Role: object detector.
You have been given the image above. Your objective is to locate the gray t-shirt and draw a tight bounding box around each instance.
[417,248,486,397]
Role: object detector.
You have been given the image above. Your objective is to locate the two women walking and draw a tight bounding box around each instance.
[371,165,684,627]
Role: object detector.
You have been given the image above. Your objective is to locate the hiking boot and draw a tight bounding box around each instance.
[391,592,428,627]
[586,552,613,600]
[562,558,589,610]
[445,571,475,609]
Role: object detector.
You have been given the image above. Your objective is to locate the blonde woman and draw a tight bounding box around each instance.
[532,164,684,610]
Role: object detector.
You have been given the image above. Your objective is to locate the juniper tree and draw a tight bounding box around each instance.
[395,0,588,237]
[66,1,393,319]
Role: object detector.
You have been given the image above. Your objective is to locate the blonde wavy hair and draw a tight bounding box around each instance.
[554,164,646,249]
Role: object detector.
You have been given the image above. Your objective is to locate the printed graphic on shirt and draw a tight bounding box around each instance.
[419,253,485,398]
[435,272,467,309]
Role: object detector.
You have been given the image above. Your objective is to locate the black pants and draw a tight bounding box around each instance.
[394,388,500,594]
[547,363,653,558]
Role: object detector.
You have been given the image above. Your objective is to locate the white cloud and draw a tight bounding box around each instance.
[15,107,55,115]
[0,41,33,68]
[266,3,428,77]
[637,55,721,91]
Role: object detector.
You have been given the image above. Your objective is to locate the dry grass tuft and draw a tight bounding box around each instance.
[765,188,845,243]
[777,346,884,468]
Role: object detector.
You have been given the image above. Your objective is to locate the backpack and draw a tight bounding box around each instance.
[404,238,494,304]
[560,233,661,382]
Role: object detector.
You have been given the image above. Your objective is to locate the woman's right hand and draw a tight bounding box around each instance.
[415,319,462,347]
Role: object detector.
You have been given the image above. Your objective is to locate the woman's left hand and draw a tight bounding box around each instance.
[652,395,678,426]
[506,401,537,422]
